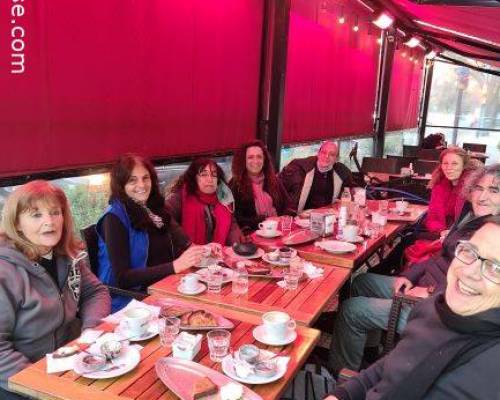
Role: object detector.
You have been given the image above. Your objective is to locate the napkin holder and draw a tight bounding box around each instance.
[172,332,202,360]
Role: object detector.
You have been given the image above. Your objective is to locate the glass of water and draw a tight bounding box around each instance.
[207,329,231,362]
[284,271,300,290]
[207,271,224,294]
[281,215,293,234]
[158,316,180,347]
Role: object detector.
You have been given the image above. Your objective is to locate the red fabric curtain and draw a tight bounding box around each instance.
[386,48,424,131]
[0,0,263,177]
[282,0,380,144]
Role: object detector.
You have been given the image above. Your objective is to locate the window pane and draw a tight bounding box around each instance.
[427,61,500,131]
[383,128,418,156]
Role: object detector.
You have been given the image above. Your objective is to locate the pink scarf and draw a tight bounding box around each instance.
[250,174,277,217]
[181,186,232,245]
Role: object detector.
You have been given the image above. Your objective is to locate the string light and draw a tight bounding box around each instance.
[373,12,394,29]
[405,37,420,48]
[338,6,345,24]
[353,16,359,32]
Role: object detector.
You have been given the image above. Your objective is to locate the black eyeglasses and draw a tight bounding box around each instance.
[454,241,500,284]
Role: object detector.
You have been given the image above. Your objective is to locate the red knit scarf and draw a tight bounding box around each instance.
[181,186,232,245]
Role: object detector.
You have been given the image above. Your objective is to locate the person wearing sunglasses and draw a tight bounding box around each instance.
[327,221,500,400]
[165,158,241,246]
[329,164,500,374]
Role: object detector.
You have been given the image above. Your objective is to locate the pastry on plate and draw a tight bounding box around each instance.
[192,376,219,399]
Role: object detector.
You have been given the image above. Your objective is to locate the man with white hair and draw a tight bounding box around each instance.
[279,141,355,213]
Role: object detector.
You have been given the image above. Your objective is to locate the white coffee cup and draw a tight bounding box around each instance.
[343,224,359,242]
[262,311,296,341]
[181,273,199,292]
[121,307,151,336]
[395,200,409,213]
[258,220,278,235]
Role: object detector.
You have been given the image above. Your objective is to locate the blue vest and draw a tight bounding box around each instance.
[96,200,148,312]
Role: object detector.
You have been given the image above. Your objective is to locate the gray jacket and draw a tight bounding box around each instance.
[0,243,110,390]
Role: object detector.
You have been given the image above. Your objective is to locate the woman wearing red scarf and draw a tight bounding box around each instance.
[165,158,241,246]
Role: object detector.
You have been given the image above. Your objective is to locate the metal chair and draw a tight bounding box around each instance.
[414,160,438,175]
[386,155,418,171]
[361,157,398,174]
[463,142,487,153]
[80,224,147,301]
[416,148,442,161]
[403,145,420,157]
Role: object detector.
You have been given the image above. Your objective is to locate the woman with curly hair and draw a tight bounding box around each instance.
[425,146,480,237]
[165,157,241,245]
[97,154,207,312]
[229,140,294,232]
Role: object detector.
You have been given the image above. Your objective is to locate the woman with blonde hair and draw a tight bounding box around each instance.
[425,146,479,237]
[0,180,110,400]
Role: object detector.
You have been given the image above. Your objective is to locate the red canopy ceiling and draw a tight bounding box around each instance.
[388,0,500,46]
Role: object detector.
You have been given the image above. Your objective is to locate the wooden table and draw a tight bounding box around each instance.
[251,204,427,269]
[149,262,350,327]
[367,172,431,183]
[9,296,320,400]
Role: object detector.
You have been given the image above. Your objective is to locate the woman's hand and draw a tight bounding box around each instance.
[173,245,205,273]
[206,242,223,258]
[393,277,413,294]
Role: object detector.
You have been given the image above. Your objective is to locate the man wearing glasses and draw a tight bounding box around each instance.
[327,221,500,400]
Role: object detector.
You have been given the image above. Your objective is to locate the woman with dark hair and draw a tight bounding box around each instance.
[165,157,241,245]
[229,140,294,232]
[97,154,206,312]
[421,132,446,150]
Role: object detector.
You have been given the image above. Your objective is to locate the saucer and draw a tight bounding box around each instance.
[256,229,282,238]
[336,234,364,243]
[252,325,297,346]
[177,282,206,295]
[115,320,158,342]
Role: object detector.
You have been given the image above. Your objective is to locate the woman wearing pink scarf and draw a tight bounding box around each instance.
[229,140,294,233]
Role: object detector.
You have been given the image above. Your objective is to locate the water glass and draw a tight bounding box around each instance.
[378,200,389,214]
[207,271,224,294]
[281,215,293,234]
[207,329,231,362]
[284,271,300,290]
[158,316,180,347]
[289,257,304,278]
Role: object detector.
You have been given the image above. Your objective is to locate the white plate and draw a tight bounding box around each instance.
[315,240,357,254]
[156,358,262,400]
[255,229,283,238]
[115,320,158,342]
[196,267,233,284]
[225,247,265,260]
[336,235,364,243]
[73,345,141,379]
[252,325,297,346]
[177,282,207,295]
[221,353,287,385]
[262,250,298,267]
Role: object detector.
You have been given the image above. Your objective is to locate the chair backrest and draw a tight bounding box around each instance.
[361,157,398,174]
[80,224,99,276]
[416,148,441,161]
[414,159,438,175]
[463,142,487,153]
[386,155,417,171]
[403,145,420,157]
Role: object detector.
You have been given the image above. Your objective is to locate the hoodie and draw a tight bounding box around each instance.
[0,242,110,391]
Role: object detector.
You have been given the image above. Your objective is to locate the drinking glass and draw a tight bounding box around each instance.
[207,271,223,294]
[284,271,300,290]
[378,199,389,214]
[158,316,180,347]
[207,329,231,362]
[281,216,293,234]
[289,257,304,279]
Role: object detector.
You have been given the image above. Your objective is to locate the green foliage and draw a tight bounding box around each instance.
[64,185,109,234]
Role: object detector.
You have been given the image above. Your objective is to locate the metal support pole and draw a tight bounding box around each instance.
[418,59,434,145]
[373,30,396,157]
